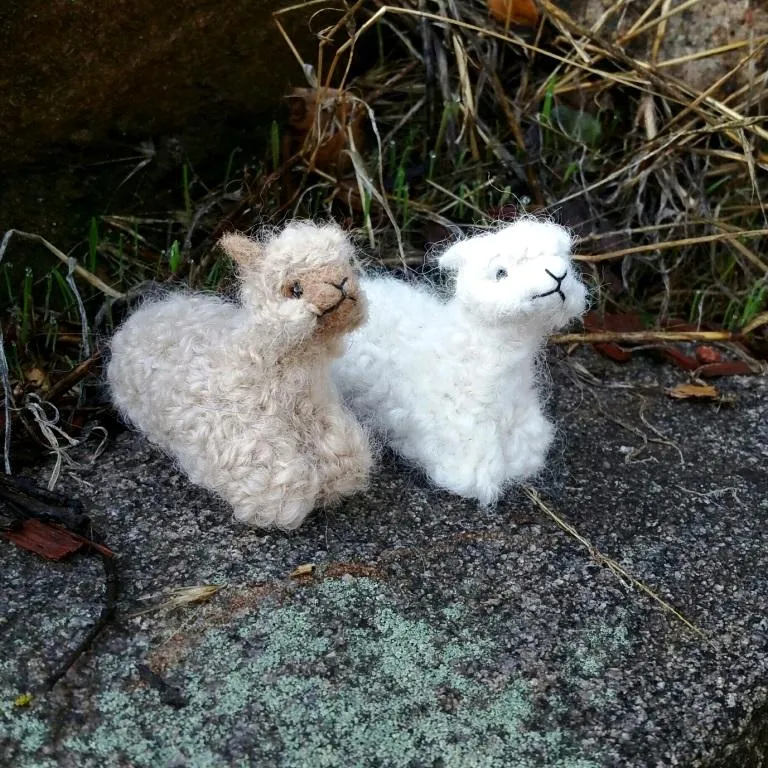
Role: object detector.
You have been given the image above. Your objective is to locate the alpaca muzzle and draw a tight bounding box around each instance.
[308,275,361,318]
[318,277,358,316]
[531,269,568,303]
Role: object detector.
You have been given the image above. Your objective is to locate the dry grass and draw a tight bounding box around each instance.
[129,585,223,618]
[266,0,767,333]
[522,485,707,640]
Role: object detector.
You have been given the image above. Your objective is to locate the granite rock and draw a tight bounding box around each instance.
[2,350,767,767]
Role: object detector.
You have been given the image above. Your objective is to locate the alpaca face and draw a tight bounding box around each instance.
[280,262,366,339]
[439,219,588,332]
[219,222,366,344]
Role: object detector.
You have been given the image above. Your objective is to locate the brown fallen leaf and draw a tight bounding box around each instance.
[487,0,539,26]
[666,383,720,400]
[695,345,722,364]
[3,518,87,561]
[582,310,640,363]
[661,347,700,372]
[3,518,116,561]
[696,360,755,377]
[284,88,365,176]
[593,342,633,363]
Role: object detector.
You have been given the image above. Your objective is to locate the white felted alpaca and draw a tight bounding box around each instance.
[332,218,588,504]
[107,221,372,529]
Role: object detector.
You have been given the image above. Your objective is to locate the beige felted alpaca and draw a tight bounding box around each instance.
[107,221,372,529]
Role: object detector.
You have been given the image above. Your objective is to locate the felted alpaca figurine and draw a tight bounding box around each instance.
[107,221,372,529]
[332,217,588,505]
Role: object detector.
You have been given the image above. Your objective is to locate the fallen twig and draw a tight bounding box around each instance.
[550,330,738,345]
[45,351,103,404]
[46,547,118,690]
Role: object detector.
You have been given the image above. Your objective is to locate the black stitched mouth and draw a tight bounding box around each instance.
[333,278,357,303]
[318,296,346,317]
[532,269,568,303]
[318,279,356,317]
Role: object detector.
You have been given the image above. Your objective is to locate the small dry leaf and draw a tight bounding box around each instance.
[290,563,316,579]
[696,361,753,377]
[695,345,722,364]
[25,367,50,390]
[667,383,720,400]
[593,342,633,363]
[128,584,221,618]
[487,0,540,26]
[661,348,700,372]
[583,310,640,363]
[3,518,87,561]
[167,585,221,606]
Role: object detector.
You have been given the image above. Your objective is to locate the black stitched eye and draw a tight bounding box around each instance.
[495,268,508,281]
[291,281,303,299]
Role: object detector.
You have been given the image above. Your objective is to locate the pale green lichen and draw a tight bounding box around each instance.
[564,618,630,708]
[7,579,599,767]
[441,601,468,622]
[570,621,630,678]
[0,661,55,767]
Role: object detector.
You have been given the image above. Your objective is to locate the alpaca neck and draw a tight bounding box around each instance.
[234,304,341,366]
[449,306,543,392]
[235,314,338,404]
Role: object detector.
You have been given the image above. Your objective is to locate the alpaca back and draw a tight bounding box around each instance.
[333,275,523,444]
[108,293,252,455]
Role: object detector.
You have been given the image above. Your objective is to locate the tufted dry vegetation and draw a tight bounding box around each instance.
[265,0,768,339]
[1,0,767,466]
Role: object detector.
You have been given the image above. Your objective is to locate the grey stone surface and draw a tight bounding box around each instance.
[2,349,767,767]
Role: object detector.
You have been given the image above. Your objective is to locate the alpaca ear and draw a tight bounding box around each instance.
[218,233,264,267]
[437,238,473,272]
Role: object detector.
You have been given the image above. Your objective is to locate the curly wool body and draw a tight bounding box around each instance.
[332,218,588,505]
[107,222,372,530]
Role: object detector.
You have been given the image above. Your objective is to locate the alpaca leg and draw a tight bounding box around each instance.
[503,410,554,481]
[404,423,505,505]
[428,457,503,506]
[231,492,317,531]
[225,460,321,530]
[316,415,372,504]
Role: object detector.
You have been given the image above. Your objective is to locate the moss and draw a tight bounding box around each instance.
[562,618,631,709]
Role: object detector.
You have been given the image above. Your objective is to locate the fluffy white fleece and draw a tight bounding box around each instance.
[332,218,588,504]
[107,222,372,530]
